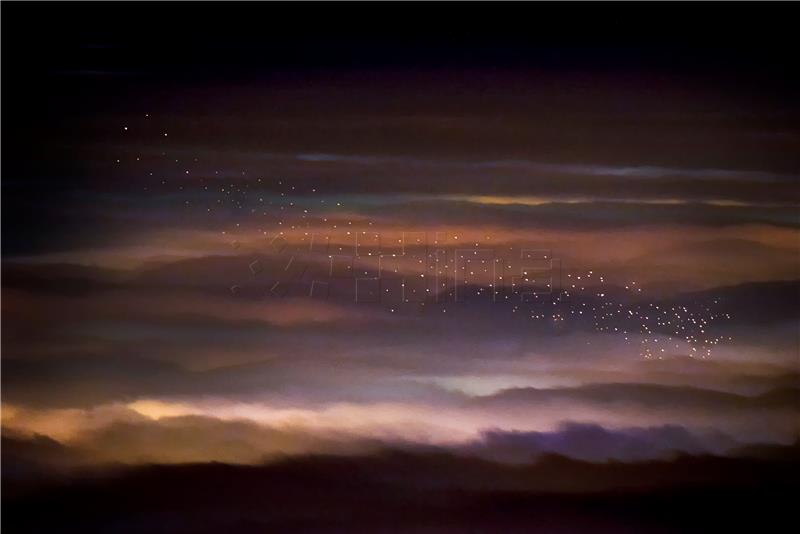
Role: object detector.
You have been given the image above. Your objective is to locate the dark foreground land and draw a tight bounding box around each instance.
[3,438,799,533]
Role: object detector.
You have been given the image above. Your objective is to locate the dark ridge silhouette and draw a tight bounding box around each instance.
[4,440,798,533]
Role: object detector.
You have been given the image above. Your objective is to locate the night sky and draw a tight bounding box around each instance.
[2,3,799,532]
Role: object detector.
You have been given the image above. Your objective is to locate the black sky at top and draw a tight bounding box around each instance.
[5,3,800,80]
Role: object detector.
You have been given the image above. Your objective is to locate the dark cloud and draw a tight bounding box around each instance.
[73,416,381,465]
[475,383,800,413]
[466,422,738,462]
[357,199,800,229]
